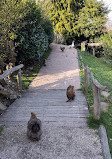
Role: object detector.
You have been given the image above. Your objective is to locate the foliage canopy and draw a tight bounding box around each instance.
[0,0,54,68]
[43,0,109,43]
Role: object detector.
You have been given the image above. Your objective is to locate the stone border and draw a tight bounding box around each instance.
[99,125,111,159]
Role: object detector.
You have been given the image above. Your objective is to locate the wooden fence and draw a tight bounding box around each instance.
[84,66,108,120]
[0,64,24,92]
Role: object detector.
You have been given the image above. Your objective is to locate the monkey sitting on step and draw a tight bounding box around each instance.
[66,85,75,102]
[27,112,42,141]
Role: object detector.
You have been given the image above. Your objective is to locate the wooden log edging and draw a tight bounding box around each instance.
[99,125,112,159]
[84,66,108,120]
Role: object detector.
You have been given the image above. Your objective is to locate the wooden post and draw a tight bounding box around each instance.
[93,46,95,56]
[6,63,13,79]
[17,69,22,92]
[84,67,89,93]
[92,83,101,120]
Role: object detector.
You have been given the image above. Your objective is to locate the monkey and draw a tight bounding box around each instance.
[60,46,65,52]
[66,85,75,102]
[6,62,13,70]
[6,62,13,79]
[27,112,42,141]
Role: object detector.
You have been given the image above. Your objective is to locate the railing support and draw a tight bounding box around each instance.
[17,69,22,92]
[80,63,108,120]
[84,67,89,93]
[0,64,23,92]
[92,83,101,120]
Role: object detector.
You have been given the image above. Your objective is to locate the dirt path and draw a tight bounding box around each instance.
[29,43,81,90]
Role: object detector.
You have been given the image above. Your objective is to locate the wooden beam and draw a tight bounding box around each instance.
[0,64,23,80]
[86,66,108,91]
[17,69,22,92]
[88,43,102,47]
[84,67,89,93]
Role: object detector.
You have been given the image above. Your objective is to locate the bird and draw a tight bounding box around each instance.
[68,41,74,48]
[60,46,65,52]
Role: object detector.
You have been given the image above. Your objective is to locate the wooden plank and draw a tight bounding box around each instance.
[5,108,89,114]
[0,64,23,80]
[0,113,89,120]
[0,116,87,122]
[0,121,87,127]
[88,43,102,47]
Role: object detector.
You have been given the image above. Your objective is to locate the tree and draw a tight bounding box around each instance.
[0,0,54,68]
[100,32,112,62]
[0,0,28,66]
[43,0,84,44]
[74,0,109,42]
[15,0,53,65]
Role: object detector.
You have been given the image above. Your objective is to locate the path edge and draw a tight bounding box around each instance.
[99,125,111,159]
[76,49,82,88]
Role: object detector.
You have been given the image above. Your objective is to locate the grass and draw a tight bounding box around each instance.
[14,47,52,89]
[78,50,112,156]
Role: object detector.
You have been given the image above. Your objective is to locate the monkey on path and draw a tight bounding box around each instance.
[27,112,42,141]
[66,85,75,102]
[60,46,65,52]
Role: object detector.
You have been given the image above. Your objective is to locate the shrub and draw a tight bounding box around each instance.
[100,33,112,64]
[0,0,54,68]
[15,1,50,65]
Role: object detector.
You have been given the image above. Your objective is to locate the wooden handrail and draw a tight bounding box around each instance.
[0,64,23,80]
[84,66,108,120]
[86,66,108,91]
[0,64,24,92]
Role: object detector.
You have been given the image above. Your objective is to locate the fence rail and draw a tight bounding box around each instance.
[84,66,108,120]
[0,64,24,92]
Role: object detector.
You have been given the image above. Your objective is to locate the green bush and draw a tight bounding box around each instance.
[15,0,53,65]
[16,24,49,64]
[100,33,112,63]
[42,19,54,44]
[0,0,54,68]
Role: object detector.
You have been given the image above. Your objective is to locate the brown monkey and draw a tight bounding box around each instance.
[27,112,42,141]
[66,85,75,102]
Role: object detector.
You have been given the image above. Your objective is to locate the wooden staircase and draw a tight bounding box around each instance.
[0,89,89,127]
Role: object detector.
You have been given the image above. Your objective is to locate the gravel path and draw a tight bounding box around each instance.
[0,126,103,159]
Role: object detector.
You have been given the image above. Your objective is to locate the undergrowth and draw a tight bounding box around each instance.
[12,47,52,89]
